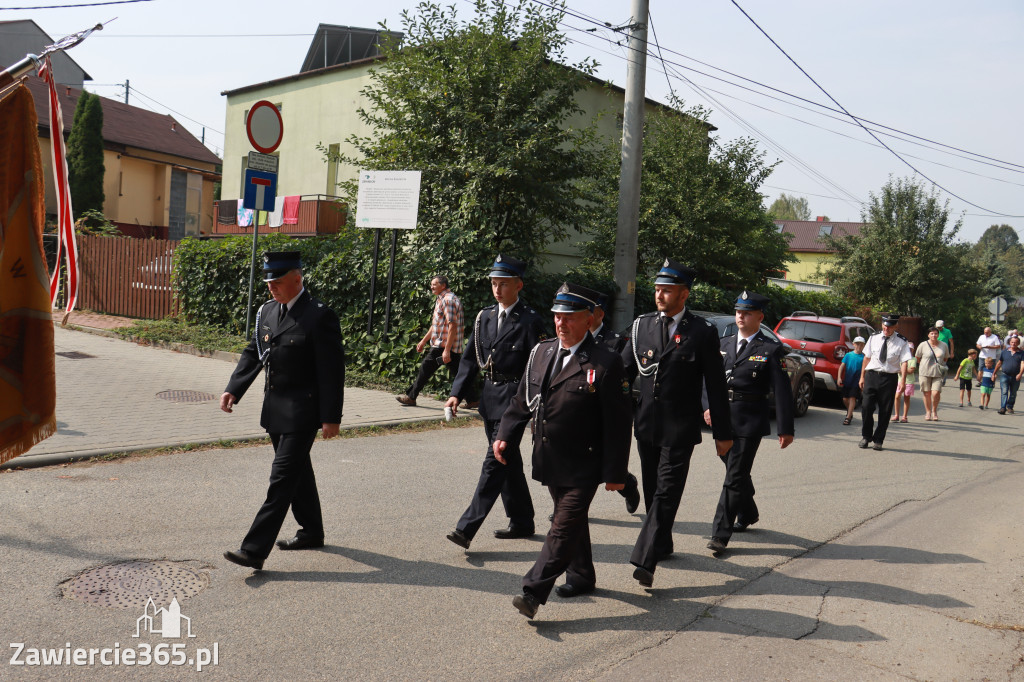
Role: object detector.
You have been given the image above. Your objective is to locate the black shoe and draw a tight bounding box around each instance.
[858,438,870,449]
[633,566,654,588]
[513,592,540,619]
[224,549,263,570]
[733,517,758,532]
[276,535,324,551]
[494,525,535,540]
[554,582,595,598]
[548,513,554,522]
[998,408,1007,414]
[395,394,416,406]
[446,529,471,549]
[707,537,728,555]
[872,442,883,451]
[624,485,641,515]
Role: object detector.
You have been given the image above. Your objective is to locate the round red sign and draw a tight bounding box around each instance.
[245,100,283,154]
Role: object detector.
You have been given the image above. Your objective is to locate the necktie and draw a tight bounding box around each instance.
[878,335,889,364]
[278,304,287,324]
[737,338,748,358]
[544,348,570,394]
[497,310,506,332]
[658,315,670,351]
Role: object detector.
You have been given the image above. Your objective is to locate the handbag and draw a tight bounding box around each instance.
[926,342,948,377]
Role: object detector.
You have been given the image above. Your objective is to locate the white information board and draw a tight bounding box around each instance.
[355,170,422,230]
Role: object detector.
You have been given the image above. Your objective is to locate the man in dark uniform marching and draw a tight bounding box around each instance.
[444,255,546,549]
[220,251,345,570]
[493,283,633,619]
[704,290,794,556]
[622,258,733,588]
[858,313,911,451]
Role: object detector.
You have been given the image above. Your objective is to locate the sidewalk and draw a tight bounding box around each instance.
[5,320,462,469]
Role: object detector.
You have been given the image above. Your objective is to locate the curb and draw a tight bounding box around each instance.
[58,322,242,363]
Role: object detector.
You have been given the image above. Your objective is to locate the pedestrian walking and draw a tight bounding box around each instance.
[976,327,1002,385]
[621,258,732,588]
[916,328,949,421]
[858,314,912,451]
[703,291,794,556]
[994,335,1024,414]
[897,343,917,423]
[838,336,865,425]
[444,255,545,549]
[396,275,477,408]
[495,283,633,619]
[220,251,345,570]
[979,358,996,409]
[936,320,954,386]
[957,349,977,406]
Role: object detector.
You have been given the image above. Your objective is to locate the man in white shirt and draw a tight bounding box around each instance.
[858,314,912,451]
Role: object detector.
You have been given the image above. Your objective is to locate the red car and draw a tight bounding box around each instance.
[773,312,875,393]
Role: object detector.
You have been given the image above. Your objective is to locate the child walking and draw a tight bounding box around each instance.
[959,349,978,407]
[979,357,996,410]
[837,336,866,425]
[898,345,917,423]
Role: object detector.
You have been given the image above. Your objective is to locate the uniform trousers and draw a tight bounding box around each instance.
[630,440,694,572]
[861,370,898,444]
[712,436,760,542]
[455,419,535,538]
[523,486,598,604]
[406,347,477,402]
[241,430,322,559]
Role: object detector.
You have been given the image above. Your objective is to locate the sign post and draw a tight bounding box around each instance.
[242,101,283,340]
[989,296,1009,323]
[355,171,422,334]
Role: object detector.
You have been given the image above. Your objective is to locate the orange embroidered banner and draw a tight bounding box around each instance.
[0,83,56,463]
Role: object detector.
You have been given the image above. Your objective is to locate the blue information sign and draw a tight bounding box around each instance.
[242,169,277,211]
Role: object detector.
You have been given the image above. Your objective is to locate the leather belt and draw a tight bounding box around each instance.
[486,374,520,385]
[868,369,897,375]
[728,389,767,402]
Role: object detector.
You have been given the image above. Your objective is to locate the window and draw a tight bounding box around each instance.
[326,143,340,196]
[818,224,833,237]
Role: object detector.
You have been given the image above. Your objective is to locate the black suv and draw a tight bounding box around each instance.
[773,312,874,393]
[694,311,815,417]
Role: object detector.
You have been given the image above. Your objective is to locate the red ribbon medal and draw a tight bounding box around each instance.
[587,369,596,392]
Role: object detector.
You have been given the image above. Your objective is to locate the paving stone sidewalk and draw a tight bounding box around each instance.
[5,324,459,469]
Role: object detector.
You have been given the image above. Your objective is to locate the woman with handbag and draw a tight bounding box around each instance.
[915,327,949,421]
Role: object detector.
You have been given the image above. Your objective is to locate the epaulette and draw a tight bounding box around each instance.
[896,332,908,341]
[638,311,659,319]
[702,318,712,327]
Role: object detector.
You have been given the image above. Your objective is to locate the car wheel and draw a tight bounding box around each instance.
[794,375,813,417]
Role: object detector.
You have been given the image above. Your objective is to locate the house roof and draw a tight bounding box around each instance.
[0,19,93,82]
[23,75,221,166]
[299,24,403,73]
[775,220,865,253]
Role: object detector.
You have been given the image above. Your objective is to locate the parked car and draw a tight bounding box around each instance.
[693,311,815,417]
[773,311,875,393]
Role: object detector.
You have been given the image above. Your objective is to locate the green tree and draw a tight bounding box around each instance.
[768,193,811,221]
[821,176,984,322]
[972,224,1024,297]
[581,98,793,290]
[66,90,105,224]
[328,0,600,309]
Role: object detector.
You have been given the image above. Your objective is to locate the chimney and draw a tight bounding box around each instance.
[171,122,176,132]
[65,86,71,96]
[816,216,826,222]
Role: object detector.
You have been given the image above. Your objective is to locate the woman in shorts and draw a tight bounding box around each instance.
[916,327,950,421]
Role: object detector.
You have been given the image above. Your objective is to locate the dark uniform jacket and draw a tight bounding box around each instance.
[451,299,545,421]
[497,335,633,488]
[719,331,795,438]
[621,309,732,445]
[225,290,345,434]
[593,322,628,353]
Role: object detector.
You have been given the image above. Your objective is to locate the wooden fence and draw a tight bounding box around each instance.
[75,235,178,319]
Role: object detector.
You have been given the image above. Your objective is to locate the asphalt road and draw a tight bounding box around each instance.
[1,393,1022,680]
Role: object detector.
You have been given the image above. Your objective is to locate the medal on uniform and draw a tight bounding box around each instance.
[587,369,596,392]
[647,349,654,358]
[674,334,681,344]
[264,334,270,342]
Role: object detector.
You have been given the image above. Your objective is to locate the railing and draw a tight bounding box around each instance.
[211,195,346,235]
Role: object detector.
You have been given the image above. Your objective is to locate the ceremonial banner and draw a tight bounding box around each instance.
[0,84,57,463]
[39,56,79,313]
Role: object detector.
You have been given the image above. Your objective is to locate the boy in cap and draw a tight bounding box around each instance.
[838,336,866,425]
[444,255,545,549]
[494,283,632,618]
[704,290,794,555]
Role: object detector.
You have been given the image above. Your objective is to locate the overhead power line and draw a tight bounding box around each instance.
[0,0,152,9]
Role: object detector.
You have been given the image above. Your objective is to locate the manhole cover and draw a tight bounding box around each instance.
[156,390,218,403]
[56,351,95,359]
[62,560,210,608]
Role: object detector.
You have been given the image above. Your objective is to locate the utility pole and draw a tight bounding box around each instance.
[610,0,649,331]
[123,79,129,104]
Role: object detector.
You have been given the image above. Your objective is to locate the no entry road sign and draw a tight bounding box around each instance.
[243,169,277,212]
[246,100,283,154]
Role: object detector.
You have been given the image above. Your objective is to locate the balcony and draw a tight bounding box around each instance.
[212,195,346,236]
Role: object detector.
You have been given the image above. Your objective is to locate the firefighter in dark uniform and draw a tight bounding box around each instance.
[622,258,733,588]
[220,251,345,570]
[444,255,546,549]
[704,290,794,556]
[494,283,633,619]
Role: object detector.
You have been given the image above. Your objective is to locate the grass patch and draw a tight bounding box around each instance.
[113,317,248,354]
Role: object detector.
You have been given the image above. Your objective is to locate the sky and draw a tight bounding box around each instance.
[6,0,1023,243]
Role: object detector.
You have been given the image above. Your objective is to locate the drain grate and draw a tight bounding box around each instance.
[156,390,218,403]
[62,560,210,608]
[56,351,95,359]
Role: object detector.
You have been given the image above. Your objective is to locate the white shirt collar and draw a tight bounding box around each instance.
[498,299,519,316]
[283,287,305,311]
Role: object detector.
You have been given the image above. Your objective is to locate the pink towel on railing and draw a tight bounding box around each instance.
[282,195,300,225]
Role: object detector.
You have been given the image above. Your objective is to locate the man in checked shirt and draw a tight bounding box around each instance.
[397,275,477,408]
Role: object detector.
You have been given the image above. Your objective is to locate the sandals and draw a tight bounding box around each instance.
[842,417,852,425]
[900,417,908,423]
